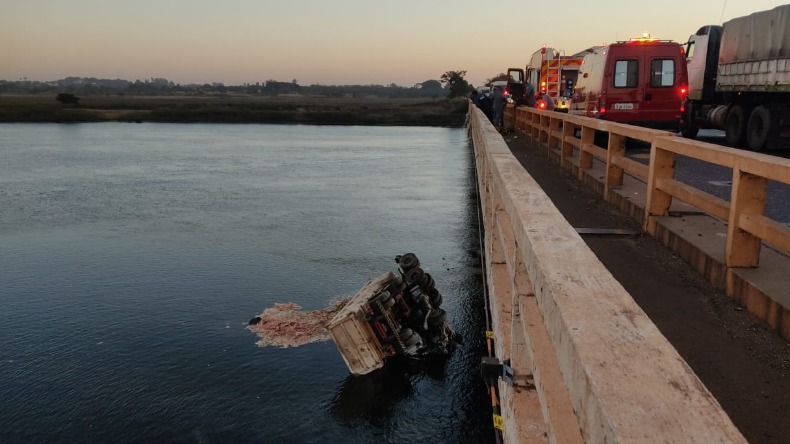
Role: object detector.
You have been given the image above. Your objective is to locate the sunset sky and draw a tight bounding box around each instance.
[2,0,787,88]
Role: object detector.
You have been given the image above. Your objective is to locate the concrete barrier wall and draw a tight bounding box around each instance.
[469,105,747,443]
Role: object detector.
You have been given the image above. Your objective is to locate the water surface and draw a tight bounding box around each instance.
[0,123,492,443]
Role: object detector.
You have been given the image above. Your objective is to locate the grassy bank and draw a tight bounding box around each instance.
[0,94,468,127]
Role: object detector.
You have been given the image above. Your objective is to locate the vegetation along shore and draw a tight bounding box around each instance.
[0,74,475,126]
[0,94,468,127]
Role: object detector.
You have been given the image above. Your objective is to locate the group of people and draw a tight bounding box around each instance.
[471,81,555,130]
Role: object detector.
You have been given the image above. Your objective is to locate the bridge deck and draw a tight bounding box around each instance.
[501,129,790,443]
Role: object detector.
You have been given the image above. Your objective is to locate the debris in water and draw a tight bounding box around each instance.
[247,298,350,348]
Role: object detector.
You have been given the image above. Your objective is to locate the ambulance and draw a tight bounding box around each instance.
[570,35,688,129]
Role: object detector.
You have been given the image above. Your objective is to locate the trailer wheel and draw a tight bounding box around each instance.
[725,105,747,147]
[746,106,771,151]
[430,291,443,308]
[405,267,424,285]
[422,273,435,290]
[399,253,420,271]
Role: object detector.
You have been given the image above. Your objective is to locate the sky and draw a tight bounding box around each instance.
[2,0,788,88]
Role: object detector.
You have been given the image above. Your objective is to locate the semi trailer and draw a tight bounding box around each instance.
[680,5,790,150]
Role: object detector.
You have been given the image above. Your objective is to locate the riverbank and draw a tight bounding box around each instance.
[0,94,467,126]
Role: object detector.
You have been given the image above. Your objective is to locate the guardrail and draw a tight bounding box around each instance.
[504,104,790,268]
[470,105,746,443]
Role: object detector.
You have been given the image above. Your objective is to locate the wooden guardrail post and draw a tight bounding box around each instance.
[605,133,626,194]
[531,111,540,140]
[726,168,767,267]
[578,127,595,180]
[644,144,677,233]
[561,120,575,164]
[548,117,560,152]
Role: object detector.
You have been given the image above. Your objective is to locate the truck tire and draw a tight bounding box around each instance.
[399,253,420,271]
[746,106,770,151]
[680,102,699,139]
[430,291,443,308]
[405,267,424,285]
[725,105,747,147]
[680,123,699,139]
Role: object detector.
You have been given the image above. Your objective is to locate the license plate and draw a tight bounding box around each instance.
[613,103,634,110]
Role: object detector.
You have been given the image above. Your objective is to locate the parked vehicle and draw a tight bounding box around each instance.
[505,68,526,105]
[570,36,688,129]
[507,46,588,110]
[527,46,589,112]
[680,5,790,150]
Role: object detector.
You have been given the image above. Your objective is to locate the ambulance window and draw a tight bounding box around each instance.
[614,60,638,88]
[650,59,675,87]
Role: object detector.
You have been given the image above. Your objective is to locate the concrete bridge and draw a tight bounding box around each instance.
[467,104,790,443]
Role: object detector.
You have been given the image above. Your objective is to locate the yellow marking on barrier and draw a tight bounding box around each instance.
[493,414,505,431]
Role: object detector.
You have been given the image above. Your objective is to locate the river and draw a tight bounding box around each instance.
[0,123,493,443]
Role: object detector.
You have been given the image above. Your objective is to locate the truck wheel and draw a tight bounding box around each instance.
[680,103,699,139]
[725,105,747,147]
[405,267,424,285]
[430,291,443,308]
[680,123,699,139]
[746,106,770,151]
[399,253,420,271]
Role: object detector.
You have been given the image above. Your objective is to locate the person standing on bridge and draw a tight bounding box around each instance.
[491,85,505,128]
[524,80,536,107]
[539,92,555,111]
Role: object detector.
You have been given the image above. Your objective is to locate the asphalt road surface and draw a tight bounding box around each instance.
[626,130,790,224]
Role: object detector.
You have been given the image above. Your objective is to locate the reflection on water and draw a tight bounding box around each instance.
[329,355,452,426]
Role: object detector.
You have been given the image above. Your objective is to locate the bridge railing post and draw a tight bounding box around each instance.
[726,168,767,267]
[578,126,595,181]
[604,133,626,194]
[644,142,677,234]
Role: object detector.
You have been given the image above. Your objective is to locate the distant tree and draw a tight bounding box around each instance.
[486,73,508,84]
[440,70,471,98]
[55,93,80,106]
[419,79,443,92]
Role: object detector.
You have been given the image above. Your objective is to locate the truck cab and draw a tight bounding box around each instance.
[571,36,688,130]
[506,68,526,105]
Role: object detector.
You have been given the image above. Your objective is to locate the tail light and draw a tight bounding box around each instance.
[598,94,606,114]
[539,101,546,109]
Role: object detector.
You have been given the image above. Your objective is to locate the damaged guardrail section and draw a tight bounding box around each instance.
[468,106,746,443]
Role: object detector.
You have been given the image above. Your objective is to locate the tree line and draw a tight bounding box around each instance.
[1,71,474,99]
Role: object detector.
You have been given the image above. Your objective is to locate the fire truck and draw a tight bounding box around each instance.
[525,46,590,112]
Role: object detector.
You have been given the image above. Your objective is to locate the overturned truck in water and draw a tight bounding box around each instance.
[327,253,456,375]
